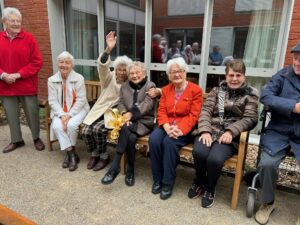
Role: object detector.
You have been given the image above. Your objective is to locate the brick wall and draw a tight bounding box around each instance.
[286,1,300,66]
[4,0,53,100]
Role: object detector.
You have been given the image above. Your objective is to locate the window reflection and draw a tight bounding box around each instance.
[210,0,283,68]
[152,0,205,66]
[74,65,98,81]
[105,0,145,61]
[64,0,99,60]
[152,0,205,87]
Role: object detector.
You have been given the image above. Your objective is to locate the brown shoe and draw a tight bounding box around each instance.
[3,140,25,153]
[87,156,99,170]
[34,138,45,151]
[93,157,110,171]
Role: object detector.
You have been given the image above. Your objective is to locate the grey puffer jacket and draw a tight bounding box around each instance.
[193,81,259,148]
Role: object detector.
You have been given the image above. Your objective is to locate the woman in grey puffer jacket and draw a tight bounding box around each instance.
[188,59,259,208]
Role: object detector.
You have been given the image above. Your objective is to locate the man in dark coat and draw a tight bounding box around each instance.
[255,43,300,225]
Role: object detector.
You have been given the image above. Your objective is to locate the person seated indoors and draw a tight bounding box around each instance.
[209,45,223,66]
[101,61,157,187]
[48,51,90,172]
[149,57,203,200]
[181,45,193,65]
[189,59,258,208]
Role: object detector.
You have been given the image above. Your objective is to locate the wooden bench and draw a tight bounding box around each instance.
[120,131,249,210]
[43,80,249,209]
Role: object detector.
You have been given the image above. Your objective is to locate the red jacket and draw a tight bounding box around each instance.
[0,29,43,96]
[157,82,203,135]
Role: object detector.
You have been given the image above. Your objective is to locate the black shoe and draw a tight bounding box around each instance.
[201,190,216,208]
[187,183,203,199]
[160,184,173,200]
[125,173,135,186]
[68,149,79,172]
[62,153,69,168]
[152,182,162,194]
[101,169,119,185]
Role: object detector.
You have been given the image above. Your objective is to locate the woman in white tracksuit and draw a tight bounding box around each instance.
[48,51,90,171]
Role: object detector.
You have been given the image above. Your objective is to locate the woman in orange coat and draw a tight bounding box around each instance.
[149,57,203,200]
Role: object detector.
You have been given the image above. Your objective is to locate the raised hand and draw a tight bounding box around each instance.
[106,31,117,53]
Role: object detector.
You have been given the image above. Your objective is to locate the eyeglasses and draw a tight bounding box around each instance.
[169,70,185,75]
[7,19,21,24]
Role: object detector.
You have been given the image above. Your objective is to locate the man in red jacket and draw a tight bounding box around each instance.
[0,7,45,153]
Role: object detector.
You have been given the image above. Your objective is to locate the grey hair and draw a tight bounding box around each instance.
[184,45,192,51]
[2,7,22,20]
[152,34,162,42]
[166,57,188,75]
[113,55,132,70]
[57,51,74,65]
[127,61,146,78]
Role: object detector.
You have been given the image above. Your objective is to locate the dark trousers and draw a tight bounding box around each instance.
[193,138,236,192]
[149,127,194,186]
[111,123,138,172]
[1,95,40,143]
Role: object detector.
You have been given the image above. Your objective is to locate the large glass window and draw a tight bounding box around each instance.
[105,0,145,61]
[63,0,145,80]
[64,0,99,60]
[151,0,205,87]
[209,0,284,68]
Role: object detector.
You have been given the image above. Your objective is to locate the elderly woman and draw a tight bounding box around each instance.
[101,61,156,186]
[48,51,90,172]
[189,59,258,208]
[81,31,132,171]
[149,57,203,200]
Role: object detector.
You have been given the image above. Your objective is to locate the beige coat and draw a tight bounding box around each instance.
[83,54,121,125]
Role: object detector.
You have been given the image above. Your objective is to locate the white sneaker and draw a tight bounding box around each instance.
[255,202,275,225]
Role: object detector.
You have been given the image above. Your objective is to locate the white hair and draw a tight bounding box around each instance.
[127,61,146,78]
[166,57,188,75]
[113,55,132,70]
[57,51,74,65]
[2,7,22,20]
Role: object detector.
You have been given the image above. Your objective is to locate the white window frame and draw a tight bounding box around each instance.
[49,0,294,91]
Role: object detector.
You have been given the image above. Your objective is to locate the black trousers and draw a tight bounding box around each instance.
[192,137,236,192]
[115,123,138,167]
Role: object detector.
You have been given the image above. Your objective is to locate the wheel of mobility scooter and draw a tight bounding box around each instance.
[246,189,256,217]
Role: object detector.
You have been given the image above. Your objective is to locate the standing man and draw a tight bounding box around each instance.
[0,7,45,153]
[255,43,300,225]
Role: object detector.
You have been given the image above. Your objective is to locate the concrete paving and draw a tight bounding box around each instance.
[0,124,299,225]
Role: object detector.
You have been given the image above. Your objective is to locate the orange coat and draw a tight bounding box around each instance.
[157,82,203,135]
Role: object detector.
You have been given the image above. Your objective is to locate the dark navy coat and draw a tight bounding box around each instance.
[260,65,300,164]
